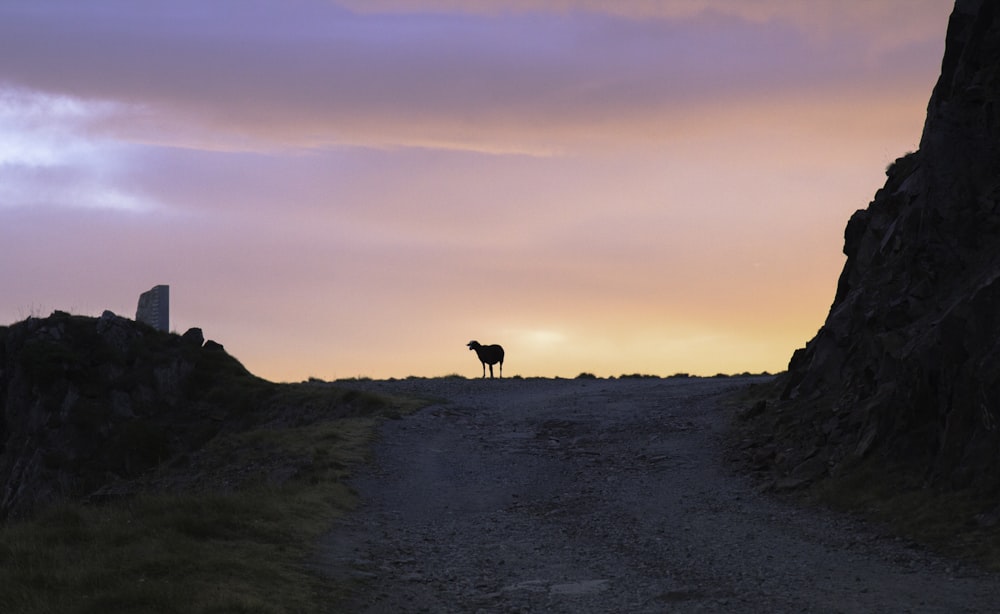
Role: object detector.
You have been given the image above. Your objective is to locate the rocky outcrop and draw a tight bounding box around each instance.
[752,1,1000,492]
[0,310,266,520]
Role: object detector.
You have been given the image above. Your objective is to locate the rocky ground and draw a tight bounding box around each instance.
[318,376,1000,613]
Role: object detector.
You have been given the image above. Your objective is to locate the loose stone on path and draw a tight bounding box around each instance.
[322,377,1000,613]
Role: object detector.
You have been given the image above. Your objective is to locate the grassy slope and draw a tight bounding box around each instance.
[0,383,427,614]
[808,457,1000,571]
[727,380,1000,572]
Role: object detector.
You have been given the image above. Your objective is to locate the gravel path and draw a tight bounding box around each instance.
[319,376,1000,613]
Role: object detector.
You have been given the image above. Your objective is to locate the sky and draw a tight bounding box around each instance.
[1,0,955,381]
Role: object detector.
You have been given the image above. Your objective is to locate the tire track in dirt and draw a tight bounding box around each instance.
[319,377,1000,613]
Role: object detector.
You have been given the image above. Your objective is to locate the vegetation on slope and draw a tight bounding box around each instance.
[0,312,426,613]
[728,381,1000,572]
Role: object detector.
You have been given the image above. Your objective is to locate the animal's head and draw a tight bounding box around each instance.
[467,340,480,351]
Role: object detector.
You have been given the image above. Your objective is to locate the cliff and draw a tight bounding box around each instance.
[741,0,1000,494]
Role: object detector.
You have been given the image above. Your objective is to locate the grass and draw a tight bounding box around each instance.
[726,377,1000,571]
[808,456,1000,570]
[1,494,327,613]
[0,385,427,614]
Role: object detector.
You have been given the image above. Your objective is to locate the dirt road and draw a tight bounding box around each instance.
[320,377,1000,612]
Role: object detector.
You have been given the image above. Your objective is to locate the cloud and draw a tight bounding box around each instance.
[0,87,163,211]
[337,0,952,44]
[0,0,950,156]
[336,0,955,63]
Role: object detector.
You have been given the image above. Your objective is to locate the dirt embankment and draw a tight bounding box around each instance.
[320,377,1000,613]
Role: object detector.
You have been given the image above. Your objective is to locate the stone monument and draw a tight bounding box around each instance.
[136,285,169,331]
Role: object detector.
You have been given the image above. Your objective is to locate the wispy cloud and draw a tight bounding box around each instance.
[0,0,950,155]
[0,86,161,211]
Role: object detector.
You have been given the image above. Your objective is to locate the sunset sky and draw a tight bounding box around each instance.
[1,0,954,381]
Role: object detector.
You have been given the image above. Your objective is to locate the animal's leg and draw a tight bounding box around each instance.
[488,364,495,379]
[482,363,487,378]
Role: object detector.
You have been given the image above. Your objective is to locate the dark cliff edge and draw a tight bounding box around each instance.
[731,0,1000,559]
[0,310,382,522]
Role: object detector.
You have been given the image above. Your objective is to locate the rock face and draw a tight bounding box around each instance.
[774,0,1000,491]
[0,311,264,520]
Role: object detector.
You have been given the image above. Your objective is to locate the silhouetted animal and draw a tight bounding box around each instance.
[467,340,504,379]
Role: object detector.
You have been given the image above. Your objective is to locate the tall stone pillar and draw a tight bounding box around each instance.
[136,285,170,331]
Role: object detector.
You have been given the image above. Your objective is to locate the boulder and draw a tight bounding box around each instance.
[181,327,205,347]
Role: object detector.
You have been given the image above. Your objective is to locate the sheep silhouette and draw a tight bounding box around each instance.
[467,340,504,379]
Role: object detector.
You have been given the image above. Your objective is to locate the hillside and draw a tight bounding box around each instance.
[0,310,392,521]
